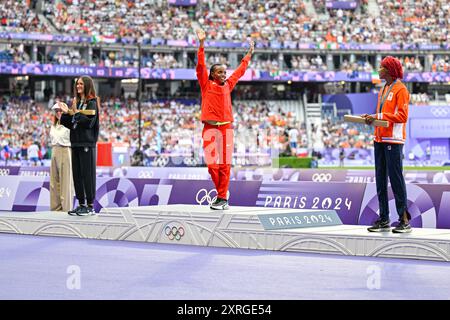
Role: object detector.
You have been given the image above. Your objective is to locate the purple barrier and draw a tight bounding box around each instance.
[410,119,450,138]
[0,176,52,211]
[2,176,449,228]
[231,167,450,184]
[168,0,197,5]
[326,1,359,10]
[405,106,450,161]
[409,105,450,119]
[322,92,378,115]
[2,32,449,50]
[0,63,139,78]
[0,166,21,176]
[257,181,365,224]
[0,32,91,42]
[405,72,450,83]
[110,167,210,179]
[0,166,50,176]
[253,70,373,82]
[321,148,374,162]
[358,183,450,229]
[2,166,449,184]
[2,62,450,82]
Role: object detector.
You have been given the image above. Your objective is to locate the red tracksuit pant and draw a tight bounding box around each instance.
[202,123,233,200]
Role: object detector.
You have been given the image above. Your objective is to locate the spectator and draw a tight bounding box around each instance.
[27,141,40,166]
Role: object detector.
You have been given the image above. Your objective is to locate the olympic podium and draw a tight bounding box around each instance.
[1,205,450,262]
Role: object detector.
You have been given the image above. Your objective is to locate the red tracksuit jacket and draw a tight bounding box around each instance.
[196,47,250,123]
[374,80,410,144]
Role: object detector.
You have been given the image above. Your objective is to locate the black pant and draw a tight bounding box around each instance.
[72,147,96,206]
[374,142,407,222]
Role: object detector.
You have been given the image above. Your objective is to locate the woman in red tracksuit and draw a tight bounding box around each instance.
[196,28,254,210]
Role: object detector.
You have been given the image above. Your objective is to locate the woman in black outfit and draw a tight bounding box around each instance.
[59,76,100,216]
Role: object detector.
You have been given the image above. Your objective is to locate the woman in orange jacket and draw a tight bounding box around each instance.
[196,28,254,210]
[363,56,412,233]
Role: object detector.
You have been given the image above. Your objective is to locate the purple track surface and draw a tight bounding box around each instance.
[0,233,450,300]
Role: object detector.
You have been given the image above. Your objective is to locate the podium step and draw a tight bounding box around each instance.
[1,205,450,262]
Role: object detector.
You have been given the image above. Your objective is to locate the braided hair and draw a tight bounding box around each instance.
[381,56,404,80]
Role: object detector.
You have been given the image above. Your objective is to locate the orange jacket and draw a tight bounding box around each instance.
[374,80,410,144]
[196,47,250,123]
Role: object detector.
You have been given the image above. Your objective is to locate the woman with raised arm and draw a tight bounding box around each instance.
[196,28,254,210]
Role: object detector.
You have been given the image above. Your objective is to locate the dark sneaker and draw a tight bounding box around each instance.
[367,219,391,232]
[209,197,221,209]
[210,198,229,210]
[68,205,85,216]
[392,220,412,233]
[76,205,96,216]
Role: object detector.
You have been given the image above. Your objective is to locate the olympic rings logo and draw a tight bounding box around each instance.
[312,173,332,182]
[152,156,170,167]
[164,225,185,241]
[430,107,450,118]
[195,189,230,205]
[183,157,198,166]
[137,170,154,178]
[196,188,218,205]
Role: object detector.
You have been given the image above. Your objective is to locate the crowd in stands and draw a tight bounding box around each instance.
[321,118,373,149]
[321,0,448,45]
[2,39,447,74]
[2,85,448,165]
[376,0,449,45]
[1,1,449,166]
[410,92,431,105]
[290,55,328,72]
[206,54,230,68]
[2,0,448,47]
[47,47,87,66]
[1,96,380,165]
[400,56,424,72]
[45,0,194,43]
[340,59,373,73]
[0,43,30,64]
[0,0,49,34]
[142,53,183,69]
[0,97,51,165]
[432,55,450,72]
[3,42,440,74]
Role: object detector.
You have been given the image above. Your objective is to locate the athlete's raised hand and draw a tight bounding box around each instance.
[196,28,206,42]
[247,40,255,55]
